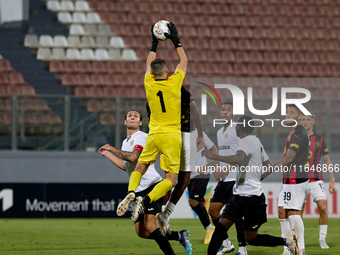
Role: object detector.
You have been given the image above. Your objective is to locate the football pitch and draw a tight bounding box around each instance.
[0,218,339,255]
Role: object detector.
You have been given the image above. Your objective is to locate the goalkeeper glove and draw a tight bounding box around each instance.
[164,22,181,48]
[150,25,159,52]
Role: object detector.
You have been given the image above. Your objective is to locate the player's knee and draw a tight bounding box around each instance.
[208,207,219,219]
[318,204,328,215]
[188,198,198,208]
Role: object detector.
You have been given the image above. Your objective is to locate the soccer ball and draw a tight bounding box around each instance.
[153,20,170,41]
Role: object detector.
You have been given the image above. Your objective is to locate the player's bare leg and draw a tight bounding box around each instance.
[117,162,149,216]
[316,199,329,249]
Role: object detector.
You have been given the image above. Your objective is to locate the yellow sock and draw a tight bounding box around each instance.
[148,179,173,203]
[128,171,142,193]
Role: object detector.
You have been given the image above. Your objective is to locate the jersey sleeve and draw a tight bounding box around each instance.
[144,73,153,87]
[133,135,147,152]
[203,131,215,150]
[288,128,308,153]
[237,138,250,156]
[170,68,185,89]
[321,139,329,156]
[261,146,269,162]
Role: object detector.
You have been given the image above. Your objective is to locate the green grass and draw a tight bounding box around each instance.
[0,218,339,254]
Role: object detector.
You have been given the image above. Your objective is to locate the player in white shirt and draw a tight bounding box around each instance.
[98,110,191,255]
[204,102,247,255]
[188,129,217,244]
[203,115,300,255]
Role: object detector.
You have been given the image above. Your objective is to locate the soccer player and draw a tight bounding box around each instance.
[188,129,217,244]
[274,105,310,255]
[155,86,204,235]
[117,21,187,241]
[203,115,300,255]
[98,110,192,255]
[300,113,335,249]
[204,102,247,255]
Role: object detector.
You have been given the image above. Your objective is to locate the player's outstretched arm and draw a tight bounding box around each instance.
[273,149,296,168]
[202,149,246,165]
[145,25,158,75]
[323,154,336,194]
[99,144,140,163]
[98,148,125,171]
[261,160,273,180]
[164,22,188,74]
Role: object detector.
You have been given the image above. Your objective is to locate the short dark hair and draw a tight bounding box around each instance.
[287,104,302,114]
[237,115,254,133]
[151,59,166,75]
[222,101,233,106]
[125,111,142,121]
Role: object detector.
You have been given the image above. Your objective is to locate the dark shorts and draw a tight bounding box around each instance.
[210,181,235,204]
[188,176,210,202]
[222,193,267,231]
[135,183,162,223]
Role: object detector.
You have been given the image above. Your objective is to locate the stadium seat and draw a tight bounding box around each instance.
[237,39,251,50]
[255,16,269,28]
[263,52,278,63]
[66,48,81,60]
[62,74,77,86]
[69,24,85,35]
[98,24,113,36]
[7,85,21,94]
[305,52,319,64]
[320,40,335,52]
[80,49,95,60]
[319,52,335,64]
[87,99,102,112]
[87,12,102,23]
[289,64,304,77]
[51,48,65,60]
[233,63,248,76]
[262,64,277,76]
[53,35,68,48]
[109,49,122,60]
[239,28,253,38]
[96,36,109,48]
[21,85,36,95]
[252,28,267,39]
[72,12,87,23]
[291,52,305,64]
[0,59,13,72]
[242,16,256,27]
[76,61,91,73]
[230,4,244,15]
[0,86,6,94]
[74,86,89,96]
[224,39,237,50]
[249,52,264,63]
[95,49,110,60]
[277,52,292,64]
[303,65,318,77]
[276,64,290,76]
[92,61,107,73]
[84,24,99,35]
[220,63,234,75]
[47,1,61,11]
[200,15,214,27]
[225,27,239,38]
[100,1,115,12]
[235,51,250,63]
[317,65,332,77]
[39,35,54,47]
[49,61,64,73]
[331,65,340,76]
[68,36,81,47]
[278,40,293,51]
[75,1,90,12]
[24,34,39,48]
[37,48,51,60]
[81,36,96,48]
[221,51,236,62]
[248,64,262,76]
[122,49,138,61]
[0,73,9,85]
[90,74,106,86]
[58,12,73,24]
[100,13,114,24]
[211,28,225,38]
[60,1,74,11]
[187,3,202,14]
[214,16,228,26]
[195,39,210,50]
[64,61,79,73]
[76,74,91,86]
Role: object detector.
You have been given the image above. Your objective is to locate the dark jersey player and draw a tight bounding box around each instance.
[273,104,310,255]
[300,114,335,249]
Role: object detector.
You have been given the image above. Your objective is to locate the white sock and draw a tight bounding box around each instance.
[238,246,247,254]
[222,238,231,247]
[289,215,305,250]
[163,202,175,218]
[206,224,214,230]
[280,218,292,255]
[319,225,328,240]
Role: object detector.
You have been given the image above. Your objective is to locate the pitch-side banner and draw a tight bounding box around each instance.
[171,182,340,219]
[0,183,132,218]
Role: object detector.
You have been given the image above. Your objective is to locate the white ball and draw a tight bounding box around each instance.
[153,20,170,41]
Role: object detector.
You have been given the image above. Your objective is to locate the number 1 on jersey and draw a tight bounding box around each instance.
[157,91,166,113]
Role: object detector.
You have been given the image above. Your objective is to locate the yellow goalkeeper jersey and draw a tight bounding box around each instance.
[144,68,184,134]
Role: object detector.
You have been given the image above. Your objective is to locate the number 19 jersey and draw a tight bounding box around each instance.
[144,69,184,134]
